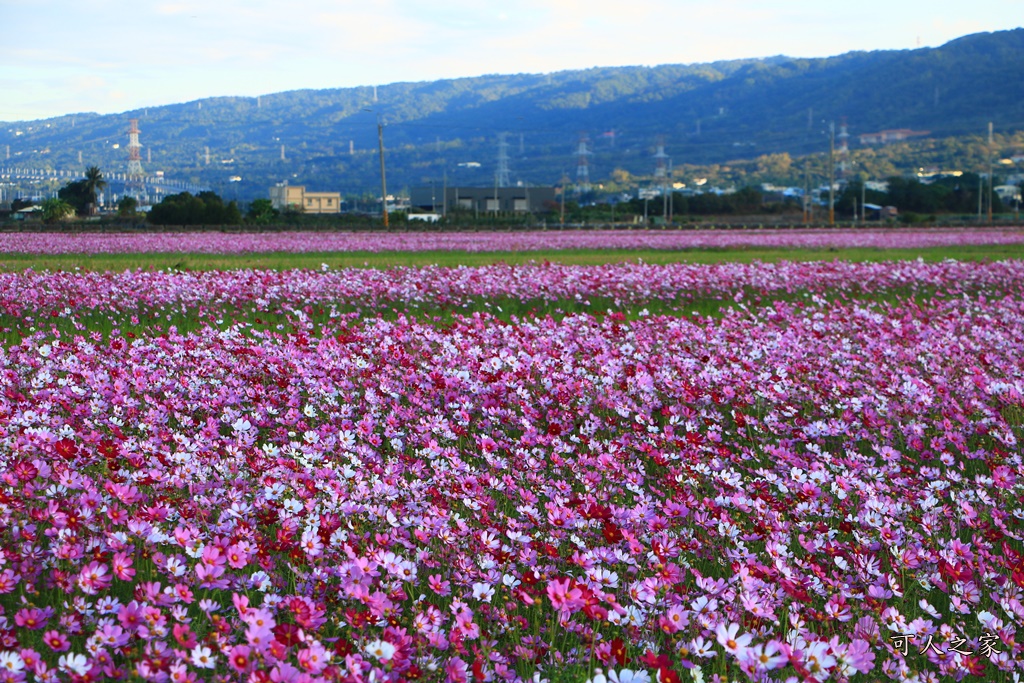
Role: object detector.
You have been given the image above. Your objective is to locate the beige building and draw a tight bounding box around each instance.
[269,184,342,214]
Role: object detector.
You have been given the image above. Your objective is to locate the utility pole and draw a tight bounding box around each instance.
[828,121,835,227]
[663,160,671,224]
[376,114,389,229]
[559,172,567,227]
[803,159,811,225]
[988,122,994,223]
[861,180,866,226]
[978,174,983,222]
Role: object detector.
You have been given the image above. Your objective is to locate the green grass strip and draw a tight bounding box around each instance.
[2,242,1024,272]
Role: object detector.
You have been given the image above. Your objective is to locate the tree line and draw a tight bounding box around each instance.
[23,168,1023,226]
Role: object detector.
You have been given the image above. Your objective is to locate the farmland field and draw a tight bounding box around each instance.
[0,232,1022,683]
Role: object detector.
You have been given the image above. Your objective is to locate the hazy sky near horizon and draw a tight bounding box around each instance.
[1,0,1019,122]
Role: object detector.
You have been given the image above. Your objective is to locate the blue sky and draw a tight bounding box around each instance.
[1,0,1019,122]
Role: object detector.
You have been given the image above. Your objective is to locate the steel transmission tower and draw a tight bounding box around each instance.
[126,118,145,198]
[496,133,511,188]
[837,118,850,182]
[575,133,591,193]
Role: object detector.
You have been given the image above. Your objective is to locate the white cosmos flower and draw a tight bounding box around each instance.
[0,652,25,673]
[58,653,89,676]
[191,645,217,668]
[609,670,651,683]
[364,639,396,662]
[472,582,495,602]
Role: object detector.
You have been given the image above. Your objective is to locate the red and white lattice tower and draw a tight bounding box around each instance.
[126,118,145,197]
[653,136,669,182]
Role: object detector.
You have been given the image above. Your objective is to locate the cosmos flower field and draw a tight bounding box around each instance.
[1,227,1024,255]
[0,250,1023,682]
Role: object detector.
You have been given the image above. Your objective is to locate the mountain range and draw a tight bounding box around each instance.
[2,28,1022,203]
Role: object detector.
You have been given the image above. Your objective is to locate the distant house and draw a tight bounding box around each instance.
[11,206,41,221]
[409,186,556,214]
[268,184,341,214]
[995,185,1022,203]
[858,129,930,145]
[864,203,899,220]
[408,212,441,223]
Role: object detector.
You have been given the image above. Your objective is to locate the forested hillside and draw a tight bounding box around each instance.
[3,28,1022,202]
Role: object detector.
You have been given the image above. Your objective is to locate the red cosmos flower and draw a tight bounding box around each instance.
[610,637,629,665]
[639,651,673,669]
[471,657,486,682]
[781,579,811,603]
[1002,542,1024,588]
[602,521,624,544]
[332,636,353,658]
[938,559,973,584]
[584,504,612,521]
[54,439,77,460]
[657,668,682,683]
[1011,562,1024,590]
[272,623,301,647]
[98,438,119,459]
[962,656,986,677]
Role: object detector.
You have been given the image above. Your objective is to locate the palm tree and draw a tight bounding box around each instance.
[83,166,107,215]
[41,198,75,223]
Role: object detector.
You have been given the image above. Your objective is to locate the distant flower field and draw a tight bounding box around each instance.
[0,227,1023,254]
[0,259,1022,682]
[2,259,1023,319]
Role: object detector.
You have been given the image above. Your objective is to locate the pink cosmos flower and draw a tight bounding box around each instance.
[546,578,585,614]
[716,622,753,657]
[297,641,330,673]
[659,605,688,634]
[226,543,250,569]
[992,465,1016,489]
[300,529,324,558]
[41,631,69,653]
[111,552,135,581]
[14,608,51,631]
[228,644,252,673]
[428,574,451,596]
[246,624,276,652]
[93,623,129,649]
